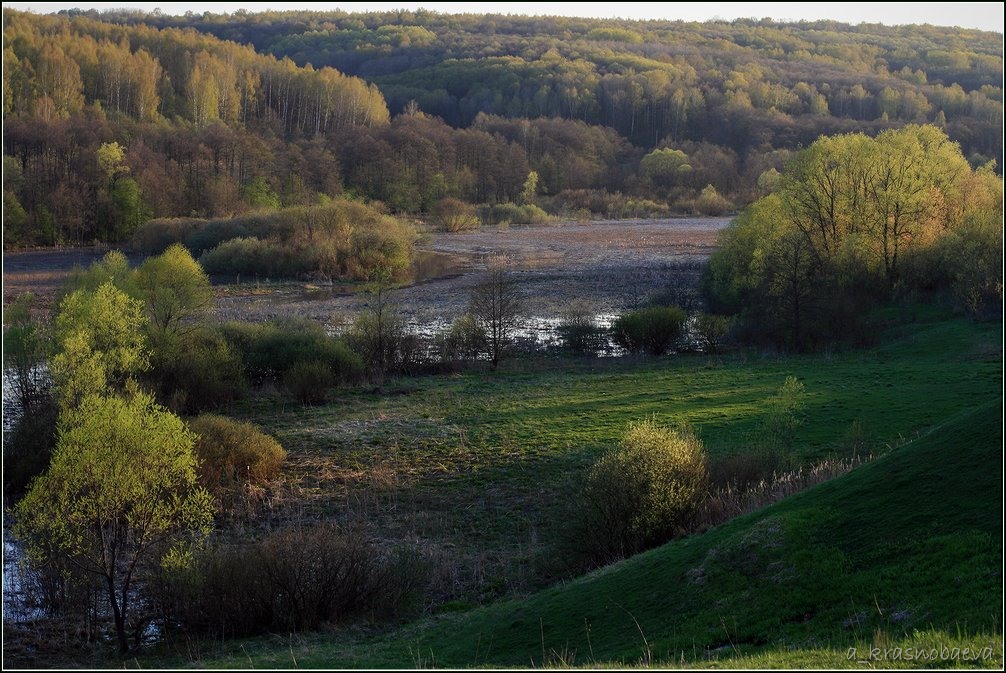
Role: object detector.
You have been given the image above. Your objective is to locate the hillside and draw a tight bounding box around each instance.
[90,9,1004,158]
[159,397,1003,668]
[4,9,1002,248]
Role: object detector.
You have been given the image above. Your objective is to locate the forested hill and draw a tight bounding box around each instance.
[2,9,1003,248]
[71,9,1003,159]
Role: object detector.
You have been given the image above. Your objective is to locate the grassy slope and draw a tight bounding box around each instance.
[148,313,1002,669]
[209,309,1001,610]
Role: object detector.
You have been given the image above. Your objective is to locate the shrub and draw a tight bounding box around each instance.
[220,320,364,385]
[543,189,671,219]
[148,327,247,414]
[156,524,426,637]
[479,202,552,227]
[430,198,479,232]
[570,421,708,565]
[188,414,286,497]
[555,303,607,355]
[285,360,335,404]
[199,237,302,277]
[435,313,486,362]
[693,184,732,215]
[611,305,686,355]
[133,200,417,281]
[693,313,731,353]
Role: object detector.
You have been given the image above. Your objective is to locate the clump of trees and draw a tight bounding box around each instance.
[10,268,216,652]
[705,125,1004,349]
[135,200,417,282]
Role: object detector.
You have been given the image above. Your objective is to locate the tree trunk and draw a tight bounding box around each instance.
[106,578,129,653]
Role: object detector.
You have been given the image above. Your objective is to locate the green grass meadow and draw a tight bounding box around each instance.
[140,307,1002,668]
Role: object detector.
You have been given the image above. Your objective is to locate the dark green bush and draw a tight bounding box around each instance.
[285,360,336,404]
[693,313,732,353]
[556,317,608,355]
[611,305,686,355]
[708,449,787,491]
[220,320,364,385]
[188,413,286,493]
[568,421,708,566]
[148,327,247,414]
[156,524,426,637]
[199,237,305,277]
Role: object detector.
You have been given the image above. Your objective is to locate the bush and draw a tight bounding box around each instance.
[478,202,552,226]
[199,237,302,277]
[2,399,58,499]
[611,305,686,355]
[555,303,608,355]
[132,200,418,281]
[148,327,247,414]
[430,198,479,232]
[156,524,426,637]
[285,360,335,404]
[188,414,286,498]
[693,184,732,215]
[693,313,731,353]
[434,314,486,362]
[570,421,708,566]
[543,189,671,219]
[220,320,364,385]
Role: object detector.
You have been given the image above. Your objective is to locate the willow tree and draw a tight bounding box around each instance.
[15,392,214,653]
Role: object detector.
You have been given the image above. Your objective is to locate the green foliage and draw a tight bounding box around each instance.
[519,170,539,205]
[52,282,148,407]
[284,360,336,404]
[2,292,52,417]
[705,125,1001,349]
[693,184,732,215]
[96,141,127,181]
[434,314,487,362]
[147,327,247,414]
[757,376,807,454]
[693,312,731,353]
[640,148,692,187]
[611,305,686,355]
[2,293,56,497]
[570,421,708,565]
[63,250,137,299]
[15,391,214,652]
[188,413,286,494]
[242,176,281,210]
[556,303,608,355]
[135,244,213,338]
[136,201,418,281]
[479,203,552,227]
[220,319,363,384]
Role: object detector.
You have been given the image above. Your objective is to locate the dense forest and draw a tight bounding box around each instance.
[2,8,1003,247]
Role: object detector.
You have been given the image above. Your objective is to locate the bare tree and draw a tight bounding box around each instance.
[469,254,526,371]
